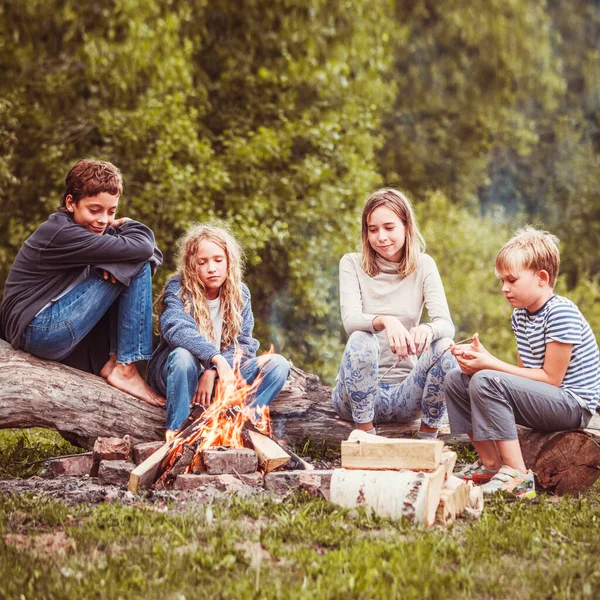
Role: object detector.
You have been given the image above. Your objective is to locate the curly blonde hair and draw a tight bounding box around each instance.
[361,188,425,278]
[157,223,245,348]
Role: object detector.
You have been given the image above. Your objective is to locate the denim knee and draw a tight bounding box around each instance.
[166,347,200,379]
[263,354,291,382]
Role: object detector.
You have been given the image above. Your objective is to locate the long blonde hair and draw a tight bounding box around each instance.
[156,223,245,348]
[361,188,425,278]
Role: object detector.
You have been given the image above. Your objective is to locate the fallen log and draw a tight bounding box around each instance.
[518,425,600,496]
[3,339,600,494]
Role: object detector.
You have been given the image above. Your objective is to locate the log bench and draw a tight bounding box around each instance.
[1,338,599,495]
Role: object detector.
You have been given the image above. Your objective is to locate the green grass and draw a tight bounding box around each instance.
[2,429,600,599]
[0,429,85,478]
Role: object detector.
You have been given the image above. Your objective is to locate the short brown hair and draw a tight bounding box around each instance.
[361,188,425,278]
[59,159,123,210]
[495,226,560,287]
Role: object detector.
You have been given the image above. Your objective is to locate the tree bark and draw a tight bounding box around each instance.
[2,338,600,495]
[518,425,600,496]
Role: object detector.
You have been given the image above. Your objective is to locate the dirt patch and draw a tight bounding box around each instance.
[3,530,75,558]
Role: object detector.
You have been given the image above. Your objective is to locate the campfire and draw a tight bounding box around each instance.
[129,351,312,494]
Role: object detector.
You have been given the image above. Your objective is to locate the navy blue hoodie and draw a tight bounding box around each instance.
[0,211,162,349]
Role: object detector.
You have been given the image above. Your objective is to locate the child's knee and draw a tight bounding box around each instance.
[444,367,467,398]
[469,370,503,402]
[430,336,453,354]
[346,330,378,357]
[167,347,200,377]
[262,354,290,381]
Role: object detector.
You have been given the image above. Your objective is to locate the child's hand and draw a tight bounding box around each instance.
[454,334,498,374]
[111,217,131,228]
[212,355,236,386]
[103,270,117,284]
[194,369,217,408]
[409,324,433,355]
[381,316,416,360]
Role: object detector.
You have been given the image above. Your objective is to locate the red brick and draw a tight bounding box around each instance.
[202,447,258,475]
[45,454,93,477]
[97,460,135,487]
[91,436,132,476]
[264,470,334,499]
[133,441,165,465]
[172,472,264,492]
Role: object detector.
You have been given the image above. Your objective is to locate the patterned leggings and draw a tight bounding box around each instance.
[332,331,457,428]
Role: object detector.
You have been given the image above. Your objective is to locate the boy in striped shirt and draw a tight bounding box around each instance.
[444,227,600,498]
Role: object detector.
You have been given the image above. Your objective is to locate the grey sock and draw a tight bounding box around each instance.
[417,430,438,439]
[365,427,377,435]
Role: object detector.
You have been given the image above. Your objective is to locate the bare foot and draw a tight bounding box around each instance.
[107,363,166,407]
[165,430,176,443]
[100,354,118,379]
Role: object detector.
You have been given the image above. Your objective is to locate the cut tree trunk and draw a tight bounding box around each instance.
[2,339,600,494]
[518,425,600,496]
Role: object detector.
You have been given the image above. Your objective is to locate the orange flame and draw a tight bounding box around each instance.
[161,346,275,477]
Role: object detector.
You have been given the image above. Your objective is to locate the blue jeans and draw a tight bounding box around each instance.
[161,348,291,431]
[332,331,457,429]
[20,263,153,364]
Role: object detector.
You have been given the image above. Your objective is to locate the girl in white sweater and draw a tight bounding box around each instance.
[333,189,457,437]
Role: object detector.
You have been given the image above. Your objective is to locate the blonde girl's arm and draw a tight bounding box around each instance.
[417,255,455,341]
[339,254,377,335]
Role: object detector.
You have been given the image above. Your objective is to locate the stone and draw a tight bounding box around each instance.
[133,441,165,465]
[172,472,264,492]
[98,460,136,487]
[44,454,93,478]
[202,447,258,475]
[91,436,132,476]
[263,470,334,499]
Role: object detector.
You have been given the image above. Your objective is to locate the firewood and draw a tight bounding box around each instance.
[440,450,457,481]
[330,463,447,526]
[245,430,291,472]
[128,441,173,494]
[436,475,469,525]
[163,444,197,484]
[341,435,444,471]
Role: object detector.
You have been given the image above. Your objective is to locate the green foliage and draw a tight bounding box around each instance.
[417,192,517,361]
[0,429,85,479]
[380,0,564,204]
[2,1,600,380]
[3,485,600,598]
[0,0,393,381]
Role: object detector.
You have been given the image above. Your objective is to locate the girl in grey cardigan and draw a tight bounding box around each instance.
[333,188,457,437]
[147,224,290,440]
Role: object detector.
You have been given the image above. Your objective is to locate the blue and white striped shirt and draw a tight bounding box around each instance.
[512,295,600,412]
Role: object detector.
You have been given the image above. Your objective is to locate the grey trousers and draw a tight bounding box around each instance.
[444,368,592,441]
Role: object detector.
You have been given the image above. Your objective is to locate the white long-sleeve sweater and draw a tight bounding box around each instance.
[339,252,455,383]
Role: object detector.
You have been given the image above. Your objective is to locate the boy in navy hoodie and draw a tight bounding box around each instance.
[0,159,164,406]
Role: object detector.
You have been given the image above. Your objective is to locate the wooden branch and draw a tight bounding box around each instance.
[0,339,164,449]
